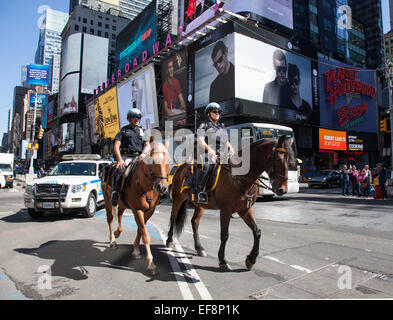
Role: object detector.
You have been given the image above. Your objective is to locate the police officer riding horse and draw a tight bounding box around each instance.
[111,108,150,206]
[196,102,234,204]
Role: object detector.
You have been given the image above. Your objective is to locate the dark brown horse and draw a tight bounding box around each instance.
[166,135,294,271]
[101,140,170,275]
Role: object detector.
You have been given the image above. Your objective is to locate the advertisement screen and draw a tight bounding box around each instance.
[87,100,98,145]
[115,0,157,71]
[181,0,293,35]
[21,140,29,160]
[29,93,49,110]
[194,33,235,108]
[94,87,120,139]
[117,64,159,129]
[161,49,188,126]
[47,95,54,127]
[60,122,75,153]
[319,128,347,151]
[26,64,50,86]
[59,73,79,117]
[61,33,82,78]
[318,56,377,133]
[81,34,109,94]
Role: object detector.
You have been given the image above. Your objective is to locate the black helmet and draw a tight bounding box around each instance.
[127,108,142,119]
[205,102,221,115]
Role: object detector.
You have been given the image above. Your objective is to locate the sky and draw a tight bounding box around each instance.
[0,0,391,146]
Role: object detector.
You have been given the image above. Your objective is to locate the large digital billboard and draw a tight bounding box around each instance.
[81,34,109,94]
[59,73,79,117]
[161,49,188,126]
[60,122,75,153]
[115,0,157,71]
[26,64,50,86]
[117,64,159,129]
[318,56,377,133]
[319,128,347,151]
[94,87,120,139]
[29,93,49,110]
[181,0,293,36]
[61,33,82,78]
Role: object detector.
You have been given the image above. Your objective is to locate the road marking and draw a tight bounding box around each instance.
[263,255,286,264]
[290,265,312,273]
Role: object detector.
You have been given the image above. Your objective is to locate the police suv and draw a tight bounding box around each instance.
[24,154,110,218]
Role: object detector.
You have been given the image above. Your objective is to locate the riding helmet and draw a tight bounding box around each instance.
[127,108,142,119]
[205,102,221,115]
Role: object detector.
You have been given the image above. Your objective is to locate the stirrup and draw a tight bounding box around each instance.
[111,191,119,206]
[197,192,208,204]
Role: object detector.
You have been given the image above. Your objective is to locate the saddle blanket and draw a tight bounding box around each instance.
[180,164,222,194]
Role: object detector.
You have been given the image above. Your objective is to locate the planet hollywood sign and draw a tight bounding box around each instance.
[85,33,175,103]
[323,67,376,128]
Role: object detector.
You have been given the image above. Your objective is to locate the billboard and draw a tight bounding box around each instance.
[94,87,120,139]
[61,33,82,78]
[181,0,293,35]
[26,64,50,86]
[161,49,188,126]
[20,140,29,160]
[117,63,159,129]
[116,0,157,71]
[59,73,79,117]
[318,56,377,133]
[81,34,109,94]
[87,100,98,145]
[29,93,49,110]
[319,128,347,151]
[47,95,55,127]
[60,122,75,153]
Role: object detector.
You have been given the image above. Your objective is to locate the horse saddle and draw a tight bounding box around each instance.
[181,164,222,196]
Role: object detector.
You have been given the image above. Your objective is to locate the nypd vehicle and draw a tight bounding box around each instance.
[24,155,110,218]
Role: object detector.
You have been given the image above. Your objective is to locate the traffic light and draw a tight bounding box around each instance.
[380,119,387,132]
[37,126,44,139]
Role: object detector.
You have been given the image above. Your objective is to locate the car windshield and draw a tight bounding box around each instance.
[49,162,97,176]
[0,164,12,171]
[314,171,332,177]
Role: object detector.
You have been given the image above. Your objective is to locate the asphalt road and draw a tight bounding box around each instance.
[1,183,393,300]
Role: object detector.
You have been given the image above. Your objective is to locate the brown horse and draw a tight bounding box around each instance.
[166,135,294,271]
[101,140,170,275]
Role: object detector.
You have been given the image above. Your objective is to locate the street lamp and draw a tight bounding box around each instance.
[385,61,393,176]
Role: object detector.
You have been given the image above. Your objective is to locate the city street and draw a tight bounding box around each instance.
[1,183,393,300]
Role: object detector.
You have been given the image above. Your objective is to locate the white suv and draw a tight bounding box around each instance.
[24,154,110,218]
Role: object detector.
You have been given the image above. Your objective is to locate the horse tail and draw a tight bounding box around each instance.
[174,200,188,238]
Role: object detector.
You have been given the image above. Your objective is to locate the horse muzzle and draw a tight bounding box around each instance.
[156,182,168,197]
[276,187,287,196]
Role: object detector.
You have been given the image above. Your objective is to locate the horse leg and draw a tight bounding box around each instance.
[218,208,232,271]
[114,207,125,239]
[132,208,154,260]
[107,205,118,249]
[134,209,158,276]
[239,208,261,271]
[191,206,206,257]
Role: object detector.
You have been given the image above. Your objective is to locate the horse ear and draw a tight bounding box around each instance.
[149,136,154,144]
[277,135,286,147]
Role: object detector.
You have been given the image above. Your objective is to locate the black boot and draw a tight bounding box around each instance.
[196,167,208,204]
[111,167,123,206]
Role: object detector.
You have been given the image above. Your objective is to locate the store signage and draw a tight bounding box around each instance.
[347,134,364,151]
[319,128,347,151]
[323,67,376,129]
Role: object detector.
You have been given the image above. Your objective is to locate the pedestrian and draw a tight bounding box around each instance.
[362,165,372,197]
[349,165,359,196]
[340,165,349,196]
[378,163,388,200]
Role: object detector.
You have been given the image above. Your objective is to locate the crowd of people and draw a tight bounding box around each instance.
[340,163,390,199]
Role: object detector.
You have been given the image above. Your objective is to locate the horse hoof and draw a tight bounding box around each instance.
[166,240,174,249]
[246,257,255,270]
[114,230,121,238]
[219,263,232,272]
[147,266,159,276]
[197,249,207,257]
[110,241,118,250]
[131,252,142,260]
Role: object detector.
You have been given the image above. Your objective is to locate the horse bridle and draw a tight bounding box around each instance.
[258,144,288,190]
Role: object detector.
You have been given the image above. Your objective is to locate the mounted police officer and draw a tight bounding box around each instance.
[111,108,150,206]
[196,102,234,203]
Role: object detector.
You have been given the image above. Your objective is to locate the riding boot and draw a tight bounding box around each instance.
[196,167,208,204]
[111,167,123,206]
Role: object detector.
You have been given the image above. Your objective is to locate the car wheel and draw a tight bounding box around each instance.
[83,193,96,218]
[28,208,44,218]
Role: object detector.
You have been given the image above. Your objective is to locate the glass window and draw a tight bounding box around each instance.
[75,24,79,31]
[82,26,87,32]
[83,18,87,23]
[105,24,109,29]
[112,25,116,31]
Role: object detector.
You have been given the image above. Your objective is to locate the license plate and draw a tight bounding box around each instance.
[42,202,55,209]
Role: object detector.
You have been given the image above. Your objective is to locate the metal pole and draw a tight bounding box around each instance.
[29,90,38,174]
[386,62,393,178]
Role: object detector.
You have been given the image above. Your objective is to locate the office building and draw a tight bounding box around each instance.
[35,8,69,93]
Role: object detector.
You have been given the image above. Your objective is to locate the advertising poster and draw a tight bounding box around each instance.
[161,49,188,126]
[94,87,120,139]
[234,33,313,123]
[319,128,347,151]
[61,33,82,78]
[116,0,157,71]
[59,73,79,116]
[29,93,49,110]
[318,56,377,133]
[60,122,75,153]
[20,140,29,160]
[181,0,293,36]
[81,34,109,94]
[117,64,159,129]
[47,95,54,128]
[87,101,98,145]
[194,33,235,108]
[26,64,50,86]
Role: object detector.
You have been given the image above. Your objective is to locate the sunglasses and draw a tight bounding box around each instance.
[213,55,224,68]
[275,66,287,73]
[290,79,300,85]
[130,115,141,120]
[210,109,221,114]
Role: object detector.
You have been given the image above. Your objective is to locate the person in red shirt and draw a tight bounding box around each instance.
[163,59,186,120]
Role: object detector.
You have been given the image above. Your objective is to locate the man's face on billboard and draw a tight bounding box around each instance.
[212,48,229,75]
[167,61,174,78]
[274,59,287,86]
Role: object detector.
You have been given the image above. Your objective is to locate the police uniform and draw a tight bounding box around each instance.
[196,120,228,202]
